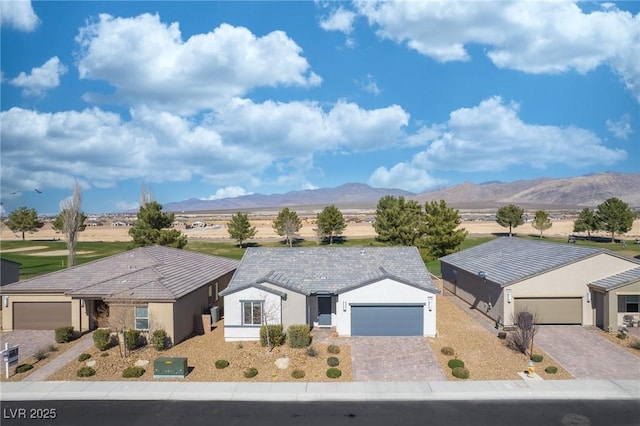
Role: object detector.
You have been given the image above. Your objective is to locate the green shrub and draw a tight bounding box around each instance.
[326,368,342,379]
[77,366,96,377]
[447,359,465,369]
[291,369,306,379]
[55,326,75,343]
[244,367,258,378]
[440,346,455,356]
[15,363,33,374]
[327,345,340,354]
[215,359,229,369]
[327,356,340,367]
[124,329,142,351]
[78,353,92,362]
[544,366,558,374]
[48,344,58,352]
[287,324,311,348]
[530,354,544,362]
[629,340,640,350]
[93,329,112,351]
[122,366,145,378]
[260,324,285,348]
[151,329,169,351]
[306,346,318,357]
[34,349,47,361]
[617,332,628,340]
[451,367,469,379]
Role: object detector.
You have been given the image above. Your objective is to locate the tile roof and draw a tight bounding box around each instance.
[221,246,437,296]
[1,246,239,301]
[589,266,640,291]
[439,237,606,286]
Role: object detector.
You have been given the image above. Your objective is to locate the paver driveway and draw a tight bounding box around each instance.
[0,330,55,371]
[535,326,640,379]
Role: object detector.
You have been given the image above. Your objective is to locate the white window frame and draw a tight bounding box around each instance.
[241,300,263,326]
[135,306,149,330]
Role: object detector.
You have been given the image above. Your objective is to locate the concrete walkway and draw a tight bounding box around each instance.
[22,332,95,382]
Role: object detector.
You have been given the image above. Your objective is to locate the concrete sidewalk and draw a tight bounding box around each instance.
[1,379,638,401]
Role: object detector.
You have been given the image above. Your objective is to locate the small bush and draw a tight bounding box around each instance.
[55,326,75,343]
[260,325,285,348]
[34,349,47,361]
[530,354,544,363]
[100,352,110,357]
[617,332,628,340]
[327,356,340,367]
[544,366,558,374]
[291,369,306,379]
[244,367,258,378]
[215,359,230,369]
[15,363,33,374]
[122,366,145,378]
[447,359,465,369]
[326,368,342,379]
[124,329,143,351]
[440,346,455,356]
[77,366,96,377]
[306,346,318,357]
[48,344,58,352]
[151,329,169,351]
[327,345,340,354]
[78,353,92,362]
[93,329,113,351]
[287,324,311,348]
[451,367,470,379]
[629,340,640,350]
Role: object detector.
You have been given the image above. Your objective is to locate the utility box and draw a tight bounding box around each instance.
[154,357,188,379]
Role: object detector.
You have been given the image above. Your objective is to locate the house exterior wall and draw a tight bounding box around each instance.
[261,283,307,327]
[211,271,234,318]
[609,280,640,330]
[441,265,504,323]
[170,284,210,344]
[336,278,437,337]
[0,260,20,286]
[1,294,89,331]
[222,287,282,341]
[148,302,174,342]
[308,294,336,328]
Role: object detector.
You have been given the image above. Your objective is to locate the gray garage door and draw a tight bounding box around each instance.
[514,298,581,325]
[351,305,423,336]
[13,302,72,330]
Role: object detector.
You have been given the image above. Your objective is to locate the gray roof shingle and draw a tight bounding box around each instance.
[2,246,238,301]
[589,266,640,291]
[221,246,437,296]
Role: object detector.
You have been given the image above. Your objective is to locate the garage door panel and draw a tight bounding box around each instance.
[13,302,72,330]
[514,298,581,325]
[351,305,423,336]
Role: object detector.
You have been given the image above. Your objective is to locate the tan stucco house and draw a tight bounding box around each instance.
[0,246,238,344]
[220,247,439,341]
[440,237,640,331]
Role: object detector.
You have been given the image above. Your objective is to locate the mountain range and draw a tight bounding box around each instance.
[162,172,640,212]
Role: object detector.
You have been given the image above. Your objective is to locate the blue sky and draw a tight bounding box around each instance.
[1,0,639,215]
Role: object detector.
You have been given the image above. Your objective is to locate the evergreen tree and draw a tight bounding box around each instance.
[596,197,634,243]
[6,206,44,240]
[273,207,302,247]
[420,200,467,259]
[495,204,524,237]
[531,210,552,239]
[129,201,187,248]
[227,212,257,248]
[373,195,423,246]
[316,205,346,245]
[573,208,600,240]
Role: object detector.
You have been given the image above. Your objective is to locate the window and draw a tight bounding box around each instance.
[625,295,639,313]
[208,282,220,306]
[135,306,149,330]
[242,301,263,325]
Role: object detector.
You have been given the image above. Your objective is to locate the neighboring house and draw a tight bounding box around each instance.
[1,258,20,286]
[440,237,640,331]
[0,246,238,344]
[219,247,439,341]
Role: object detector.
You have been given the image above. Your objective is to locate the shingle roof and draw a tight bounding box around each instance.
[221,246,437,296]
[439,237,605,286]
[589,266,640,291]
[1,246,238,301]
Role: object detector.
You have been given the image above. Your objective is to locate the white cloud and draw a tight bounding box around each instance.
[606,114,633,140]
[10,56,67,97]
[0,0,40,32]
[357,74,381,95]
[319,6,357,33]
[75,13,321,114]
[353,0,640,101]
[203,186,252,200]
[368,162,441,192]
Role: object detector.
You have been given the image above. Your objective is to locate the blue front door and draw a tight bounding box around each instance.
[318,296,332,326]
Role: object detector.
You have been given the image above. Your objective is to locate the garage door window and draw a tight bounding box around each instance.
[135,306,149,330]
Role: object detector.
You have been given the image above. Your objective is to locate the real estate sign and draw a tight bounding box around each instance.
[2,343,19,379]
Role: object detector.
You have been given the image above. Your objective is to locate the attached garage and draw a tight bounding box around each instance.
[514,298,582,324]
[351,305,424,336]
[13,302,72,330]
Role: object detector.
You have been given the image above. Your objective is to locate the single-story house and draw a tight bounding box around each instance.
[0,246,238,344]
[219,246,439,341]
[440,237,640,330]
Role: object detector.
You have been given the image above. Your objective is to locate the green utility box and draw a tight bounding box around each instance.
[153,357,188,379]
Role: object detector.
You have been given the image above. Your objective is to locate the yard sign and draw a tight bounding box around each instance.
[2,343,19,379]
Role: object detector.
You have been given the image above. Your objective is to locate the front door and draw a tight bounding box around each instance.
[318,296,332,326]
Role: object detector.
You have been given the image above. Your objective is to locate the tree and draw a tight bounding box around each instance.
[596,197,634,243]
[573,208,600,240]
[495,204,524,237]
[508,311,539,357]
[420,200,467,259]
[272,208,302,247]
[227,212,257,248]
[129,201,187,248]
[531,210,552,239]
[58,181,86,267]
[5,206,44,240]
[316,205,346,245]
[373,195,423,246]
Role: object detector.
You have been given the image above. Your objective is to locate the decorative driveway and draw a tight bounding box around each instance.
[0,330,55,371]
[535,326,640,380]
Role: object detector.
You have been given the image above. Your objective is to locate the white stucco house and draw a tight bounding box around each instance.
[219,246,439,341]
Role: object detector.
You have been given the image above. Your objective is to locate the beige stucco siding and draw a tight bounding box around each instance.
[171,285,210,344]
[1,294,88,332]
[608,280,640,330]
[261,283,307,327]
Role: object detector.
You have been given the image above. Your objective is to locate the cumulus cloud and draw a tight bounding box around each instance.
[9,57,68,97]
[75,13,321,114]
[606,114,633,140]
[369,162,441,191]
[0,0,40,32]
[319,6,357,33]
[357,74,381,95]
[203,186,252,200]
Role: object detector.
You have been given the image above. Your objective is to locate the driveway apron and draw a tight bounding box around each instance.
[0,330,55,372]
[535,326,640,380]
